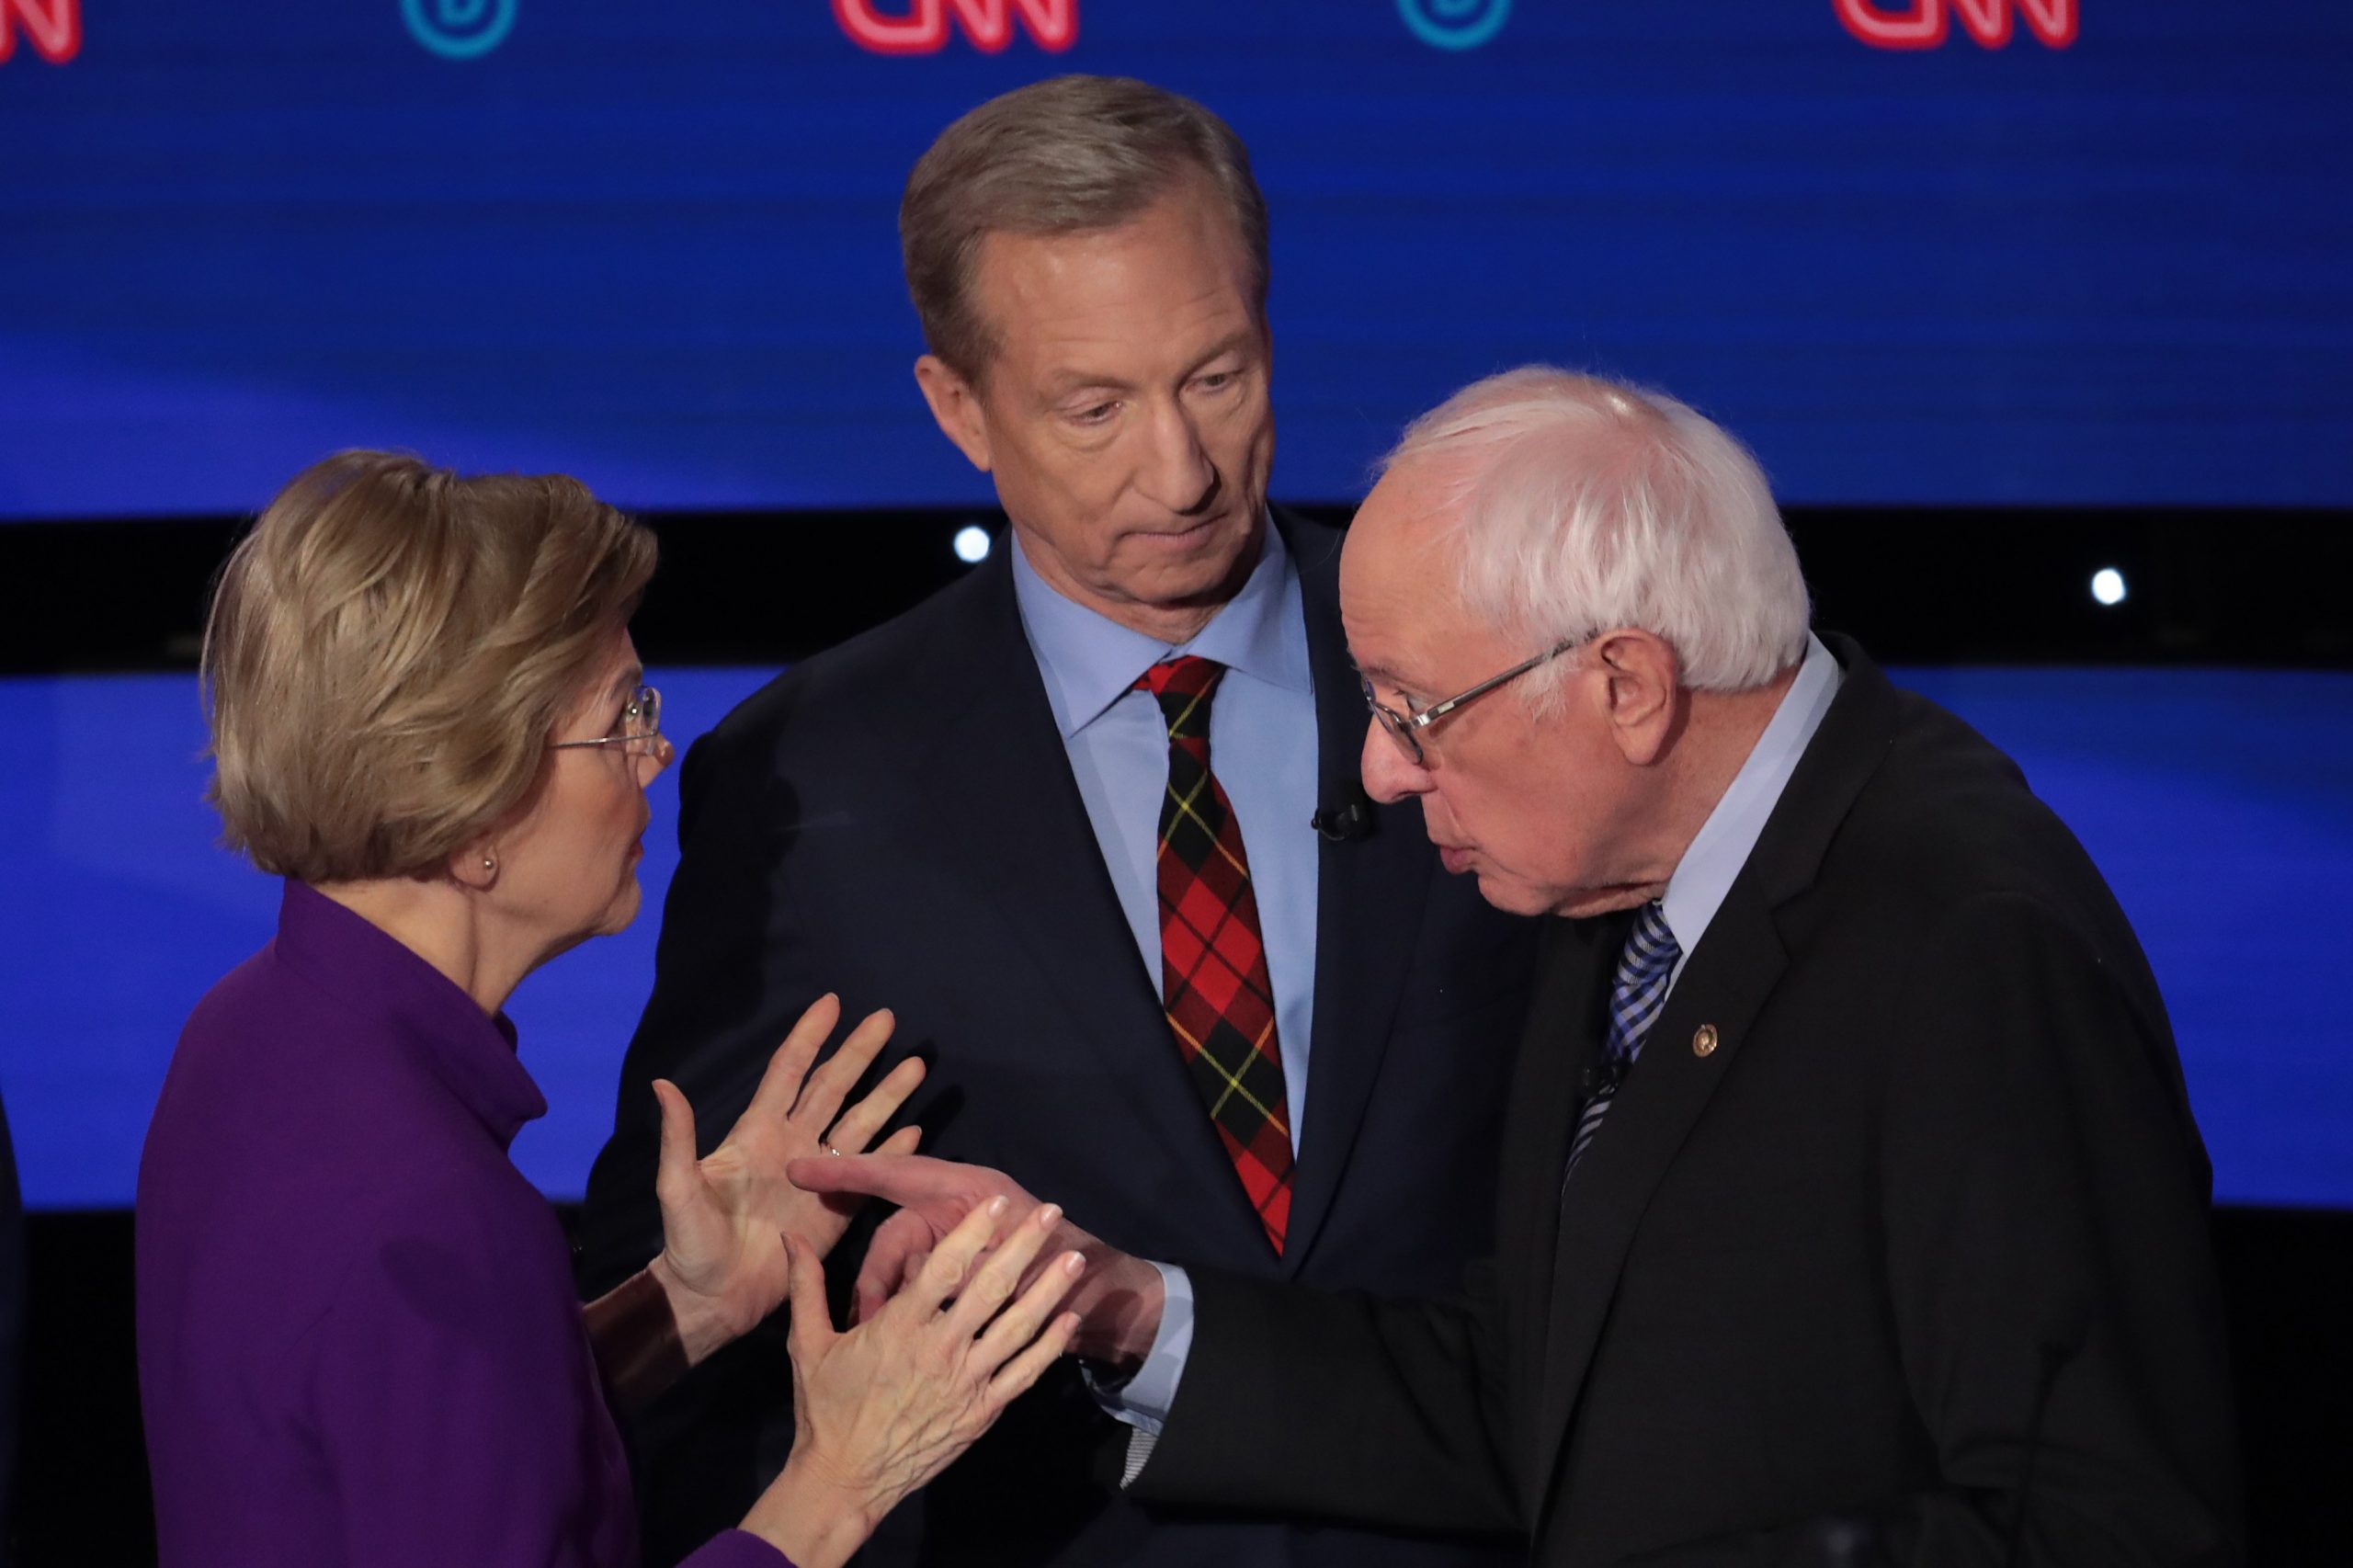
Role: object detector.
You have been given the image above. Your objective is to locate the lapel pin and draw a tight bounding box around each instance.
[1692,1024,1720,1059]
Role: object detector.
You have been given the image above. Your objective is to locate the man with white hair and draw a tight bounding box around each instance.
[798,369,2242,1565]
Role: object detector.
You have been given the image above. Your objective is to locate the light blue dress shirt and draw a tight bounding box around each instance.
[1010,522,1319,1439]
[1111,632,1845,1460]
[1657,633,1844,977]
[1011,524,1321,1439]
[1007,519,1322,1124]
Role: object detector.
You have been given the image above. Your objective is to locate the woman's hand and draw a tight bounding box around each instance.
[648,994,926,1365]
[739,1199,1085,1568]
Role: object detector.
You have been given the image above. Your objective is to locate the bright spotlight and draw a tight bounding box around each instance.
[953,525,992,564]
[2090,567,2127,608]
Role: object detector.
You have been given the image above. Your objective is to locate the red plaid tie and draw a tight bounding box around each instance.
[1135,655,1294,1253]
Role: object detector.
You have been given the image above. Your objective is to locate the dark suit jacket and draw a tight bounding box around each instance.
[1131,636,2241,1567]
[578,508,1539,1568]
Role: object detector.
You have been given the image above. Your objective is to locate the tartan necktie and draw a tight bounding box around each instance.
[1563,902,1680,1186]
[1135,654,1294,1254]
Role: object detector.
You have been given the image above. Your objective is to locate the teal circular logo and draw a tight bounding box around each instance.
[404,0,517,59]
[1397,0,1511,51]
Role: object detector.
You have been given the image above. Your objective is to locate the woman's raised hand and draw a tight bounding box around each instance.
[740,1199,1084,1568]
[648,993,926,1363]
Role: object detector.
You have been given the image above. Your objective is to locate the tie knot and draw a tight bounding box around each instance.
[1602,902,1681,1063]
[1135,655,1226,736]
[1619,902,1679,984]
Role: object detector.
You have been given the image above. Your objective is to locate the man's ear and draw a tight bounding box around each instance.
[914,355,993,474]
[1591,629,1681,767]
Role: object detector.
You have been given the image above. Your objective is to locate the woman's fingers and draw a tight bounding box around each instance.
[742,994,842,1125]
[941,1202,1062,1341]
[780,1234,835,1366]
[970,1234,1086,1370]
[822,1055,927,1155]
[851,1207,934,1324]
[896,1196,1010,1319]
[987,1309,1082,1406]
[650,1079,701,1210]
[788,1006,897,1130]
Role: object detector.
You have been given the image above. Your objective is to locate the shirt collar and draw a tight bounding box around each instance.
[1658,633,1844,966]
[1009,512,1311,739]
[271,880,548,1150]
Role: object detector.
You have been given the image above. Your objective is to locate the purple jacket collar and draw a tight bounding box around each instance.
[271,880,547,1150]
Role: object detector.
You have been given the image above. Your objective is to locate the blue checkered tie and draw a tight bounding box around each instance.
[1563,903,1681,1186]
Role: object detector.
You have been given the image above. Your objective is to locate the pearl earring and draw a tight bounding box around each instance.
[482,858,494,871]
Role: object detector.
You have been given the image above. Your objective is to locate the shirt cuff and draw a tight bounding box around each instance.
[1086,1260,1194,1439]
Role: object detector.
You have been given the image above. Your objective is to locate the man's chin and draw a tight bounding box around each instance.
[1467,869,1559,920]
[1550,885,1664,920]
[1131,505,1262,574]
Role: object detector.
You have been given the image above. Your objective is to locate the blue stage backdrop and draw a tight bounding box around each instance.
[4,663,2349,1212]
[3,0,2349,517]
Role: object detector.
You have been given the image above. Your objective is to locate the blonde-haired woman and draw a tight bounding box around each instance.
[136,452,1082,1568]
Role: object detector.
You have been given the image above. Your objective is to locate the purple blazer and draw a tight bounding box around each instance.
[136,881,781,1568]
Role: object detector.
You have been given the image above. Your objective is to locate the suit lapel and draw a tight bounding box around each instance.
[880,555,1219,1183]
[1503,912,1628,1491]
[1279,511,1434,1275]
[1530,898,1790,1494]
[1529,636,1902,1505]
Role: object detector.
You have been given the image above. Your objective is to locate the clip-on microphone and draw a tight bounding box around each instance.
[1310,793,1373,843]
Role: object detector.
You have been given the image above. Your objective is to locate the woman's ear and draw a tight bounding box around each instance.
[450,842,500,891]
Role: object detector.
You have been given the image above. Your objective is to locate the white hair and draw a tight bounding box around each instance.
[1382,367,1811,700]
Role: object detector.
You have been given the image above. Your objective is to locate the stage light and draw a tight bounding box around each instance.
[953,525,992,564]
[2090,567,2127,607]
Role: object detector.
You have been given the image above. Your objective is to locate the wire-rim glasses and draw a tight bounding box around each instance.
[1359,642,1578,767]
[550,684,665,757]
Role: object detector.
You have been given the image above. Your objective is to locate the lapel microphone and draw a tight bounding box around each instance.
[1310,794,1372,843]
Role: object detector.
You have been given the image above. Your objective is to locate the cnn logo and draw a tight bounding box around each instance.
[1836,0,2075,50]
[834,0,1076,55]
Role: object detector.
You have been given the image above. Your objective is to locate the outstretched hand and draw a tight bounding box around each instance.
[650,994,926,1364]
[739,1200,1084,1568]
[786,1152,1166,1367]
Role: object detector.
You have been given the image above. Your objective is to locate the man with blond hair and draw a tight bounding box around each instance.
[801,369,2243,1565]
[581,76,1536,1568]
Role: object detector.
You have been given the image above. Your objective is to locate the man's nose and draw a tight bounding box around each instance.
[1138,399,1218,514]
[1360,719,1429,804]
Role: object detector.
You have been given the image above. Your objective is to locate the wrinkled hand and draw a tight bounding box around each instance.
[787,1152,1165,1367]
[739,1200,1084,1566]
[651,994,926,1364]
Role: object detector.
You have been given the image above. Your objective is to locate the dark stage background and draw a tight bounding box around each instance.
[4,0,2350,1562]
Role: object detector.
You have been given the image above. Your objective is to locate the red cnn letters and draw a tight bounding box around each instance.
[832,0,1077,55]
[1834,0,2077,50]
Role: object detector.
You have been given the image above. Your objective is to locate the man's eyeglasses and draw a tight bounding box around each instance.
[1359,642,1576,767]
[550,685,665,757]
